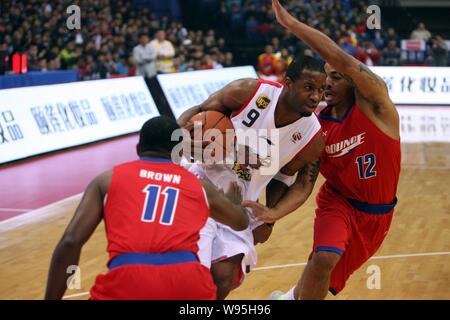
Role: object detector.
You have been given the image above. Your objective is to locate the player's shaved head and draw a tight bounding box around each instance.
[286,56,325,82]
[137,116,181,155]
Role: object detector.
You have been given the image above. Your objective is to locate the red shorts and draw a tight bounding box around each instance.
[90,262,216,300]
[311,183,394,295]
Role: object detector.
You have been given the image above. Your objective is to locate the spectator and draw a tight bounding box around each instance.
[132,33,157,78]
[356,41,381,66]
[257,45,277,80]
[223,52,234,68]
[76,57,91,80]
[149,30,176,74]
[410,22,432,42]
[385,27,400,44]
[274,48,293,78]
[59,41,78,70]
[339,36,357,57]
[200,54,214,70]
[381,40,401,66]
[429,35,449,66]
[27,44,40,71]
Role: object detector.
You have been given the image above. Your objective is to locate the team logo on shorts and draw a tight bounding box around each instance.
[290,132,302,143]
[232,162,252,181]
[255,94,271,109]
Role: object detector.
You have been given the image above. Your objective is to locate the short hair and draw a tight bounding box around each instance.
[137,116,180,153]
[285,55,325,82]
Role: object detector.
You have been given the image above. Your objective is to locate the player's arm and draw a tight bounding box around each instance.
[243,134,323,223]
[44,171,111,300]
[271,0,397,117]
[177,78,259,127]
[251,178,290,245]
[200,179,249,231]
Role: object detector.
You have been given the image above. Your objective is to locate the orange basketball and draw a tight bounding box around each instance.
[189,111,235,156]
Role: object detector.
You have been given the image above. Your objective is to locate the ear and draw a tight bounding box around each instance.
[136,143,141,156]
[283,76,293,89]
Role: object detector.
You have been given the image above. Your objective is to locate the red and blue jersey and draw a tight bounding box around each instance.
[318,105,401,204]
[103,158,210,262]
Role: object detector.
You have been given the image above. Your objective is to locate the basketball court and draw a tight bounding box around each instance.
[1,136,448,300]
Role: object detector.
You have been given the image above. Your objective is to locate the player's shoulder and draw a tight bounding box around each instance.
[226,78,260,93]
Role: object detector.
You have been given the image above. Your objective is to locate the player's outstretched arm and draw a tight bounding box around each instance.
[177,78,259,128]
[201,179,249,231]
[250,178,290,245]
[272,0,398,121]
[44,171,110,300]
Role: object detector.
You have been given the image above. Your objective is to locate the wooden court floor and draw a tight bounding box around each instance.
[0,143,449,300]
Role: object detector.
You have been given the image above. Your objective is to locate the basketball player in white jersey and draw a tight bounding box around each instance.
[178,57,326,299]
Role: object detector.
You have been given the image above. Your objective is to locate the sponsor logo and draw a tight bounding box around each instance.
[232,162,252,181]
[255,94,271,109]
[290,132,302,143]
[325,132,366,158]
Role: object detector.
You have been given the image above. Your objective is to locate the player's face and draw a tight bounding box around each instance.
[324,63,354,107]
[287,69,326,117]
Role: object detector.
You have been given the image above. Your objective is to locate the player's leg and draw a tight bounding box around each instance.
[272,186,350,300]
[197,218,218,268]
[297,251,341,299]
[210,253,244,299]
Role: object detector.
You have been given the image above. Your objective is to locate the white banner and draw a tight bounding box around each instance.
[0,77,159,164]
[371,66,450,105]
[157,66,258,119]
[398,106,450,143]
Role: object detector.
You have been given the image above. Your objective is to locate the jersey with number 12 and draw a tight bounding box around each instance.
[104,159,210,263]
[318,105,401,204]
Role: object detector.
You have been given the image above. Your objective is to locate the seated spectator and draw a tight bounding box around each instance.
[429,35,449,66]
[356,41,381,66]
[149,30,175,74]
[246,15,260,41]
[114,54,129,75]
[274,48,293,79]
[27,44,41,71]
[381,40,401,66]
[223,52,234,68]
[76,57,91,80]
[59,41,79,70]
[257,45,277,80]
[339,36,357,57]
[384,27,400,44]
[200,54,214,70]
[410,22,432,42]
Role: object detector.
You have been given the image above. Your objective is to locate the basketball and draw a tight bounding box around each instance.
[189,111,235,154]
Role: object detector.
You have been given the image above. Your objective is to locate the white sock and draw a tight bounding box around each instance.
[280,286,296,300]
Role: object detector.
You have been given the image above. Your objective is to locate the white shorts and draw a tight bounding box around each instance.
[186,163,261,287]
[197,217,257,287]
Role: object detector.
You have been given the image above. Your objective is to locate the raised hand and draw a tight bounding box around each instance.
[272,0,297,29]
[242,201,280,224]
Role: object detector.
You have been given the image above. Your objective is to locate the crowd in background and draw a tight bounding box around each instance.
[229,0,448,80]
[0,0,234,80]
[0,0,448,81]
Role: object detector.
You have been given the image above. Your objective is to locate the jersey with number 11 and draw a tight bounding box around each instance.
[104,159,210,263]
[318,105,401,204]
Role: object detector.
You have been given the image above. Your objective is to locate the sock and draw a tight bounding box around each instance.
[280,286,296,300]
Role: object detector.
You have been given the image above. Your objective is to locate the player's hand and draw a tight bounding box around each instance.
[242,201,281,224]
[224,181,243,205]
[272,0,297,29]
